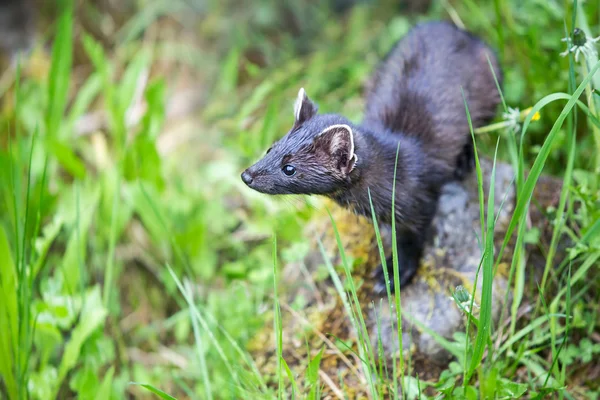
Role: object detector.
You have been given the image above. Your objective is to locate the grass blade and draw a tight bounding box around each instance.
[130,383,178,400]
[46,0,73,139]
[467,138,499,379]
[185,279,213,400]
[390,143,405,387]
[368,189,398,398]
[0,226,18,400]
[166,265,241,391]
[273,235,284,400]
[316,235,377,397]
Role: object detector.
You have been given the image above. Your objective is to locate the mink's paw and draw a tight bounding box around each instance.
[372,255,418,295]
[454,141,475,180]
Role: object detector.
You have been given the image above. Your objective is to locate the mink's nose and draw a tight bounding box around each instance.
[241,170,254,186]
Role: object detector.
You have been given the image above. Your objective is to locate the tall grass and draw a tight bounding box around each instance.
[0,2,74,398]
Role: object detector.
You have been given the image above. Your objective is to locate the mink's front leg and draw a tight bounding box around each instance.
[372,230,425,294]
[454,140,475,181]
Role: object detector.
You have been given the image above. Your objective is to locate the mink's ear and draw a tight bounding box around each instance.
[293,87,318,126]
[314,124,358,176]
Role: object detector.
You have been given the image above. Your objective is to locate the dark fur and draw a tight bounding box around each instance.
[242,21,502,293]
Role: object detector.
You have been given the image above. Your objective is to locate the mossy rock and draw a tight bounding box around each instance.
[248,159,563,397]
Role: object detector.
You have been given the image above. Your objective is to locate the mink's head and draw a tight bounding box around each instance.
[241,88,358,195]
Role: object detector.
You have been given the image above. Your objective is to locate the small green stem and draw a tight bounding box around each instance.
[581,58,600,172]
[474,120,512,134]
[474,108,538,135]
[576,5,600,171]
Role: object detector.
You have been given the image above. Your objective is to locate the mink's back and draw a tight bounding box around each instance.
[362,21,502,174]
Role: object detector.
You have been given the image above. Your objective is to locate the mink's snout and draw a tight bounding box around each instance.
[241,169,254,186]
[240,166,278,194]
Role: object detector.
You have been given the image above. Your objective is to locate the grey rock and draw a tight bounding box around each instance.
[368,159,515,363]
[285,159,516,365]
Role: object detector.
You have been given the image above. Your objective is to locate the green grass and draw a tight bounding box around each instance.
[1,0,599,399]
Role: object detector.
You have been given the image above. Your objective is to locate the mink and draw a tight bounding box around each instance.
[241,21,502,293]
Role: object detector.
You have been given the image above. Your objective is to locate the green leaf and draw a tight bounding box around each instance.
[123,80,166,189]
[46,139,86,179]
[0,226,18,400]
[66,73,103,137]
[140,79,166,141]
[82,34,110,78]
[524,227,541,245]
[29,367,58,400]
[81,34,122,142]
[46,0,73,139]
[467,139,499,377]
[497,378,528,399]
[272,236,284,400]
[258,99,279,154]
[401,376,427,400]
[60,184,100,292]
[118,49,151,115]
[130,383,178,400]
[126,184,165,243]
[236,80,276,123]
[55,287,107,396]
[70,363,100,400]
[558,344,578,366]
[116,1,189,44]
[97,367,115,400]
[453,385,478,400]
[217,47,240,94]
[307,347,324,393]
[32,215,63,278]
[99,170,133,243]
[581,217,600,246]
[123,134,164,189]
[33,322,62,371]
[281,357,298,398]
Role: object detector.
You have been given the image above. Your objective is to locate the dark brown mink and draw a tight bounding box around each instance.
[241,20,502,293]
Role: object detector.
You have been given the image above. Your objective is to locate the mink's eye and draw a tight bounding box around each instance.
[282,165,296,176]
[266,147,272,154]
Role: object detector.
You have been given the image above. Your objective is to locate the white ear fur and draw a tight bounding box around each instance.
[294,87,306,121]
[318,124,354,154]
[318,124,358,172]
[350,153,358,170]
